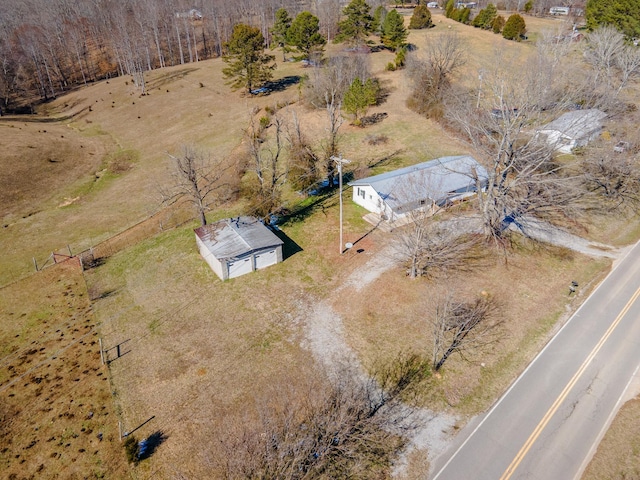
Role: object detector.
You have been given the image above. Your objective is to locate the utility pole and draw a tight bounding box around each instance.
[331,154,351,255]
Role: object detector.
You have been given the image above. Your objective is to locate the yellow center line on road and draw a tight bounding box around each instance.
[500,285,640,480]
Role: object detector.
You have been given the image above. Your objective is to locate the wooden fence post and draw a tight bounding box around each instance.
[99,338,105,365]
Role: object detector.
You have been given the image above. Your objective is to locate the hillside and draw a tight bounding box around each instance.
[2,9,639,478]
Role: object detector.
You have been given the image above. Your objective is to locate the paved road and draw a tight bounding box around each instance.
[430,240,640,480]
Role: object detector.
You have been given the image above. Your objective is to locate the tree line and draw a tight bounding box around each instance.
[0,0,353,112]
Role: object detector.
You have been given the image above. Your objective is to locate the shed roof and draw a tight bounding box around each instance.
[194,216,283,261]
[539,109,606,140]
[349,155,488,211]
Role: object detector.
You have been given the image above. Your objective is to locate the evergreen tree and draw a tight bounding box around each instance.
[382,9,408,50]
[343,77,379,124]
[445,0,455,17]
[524,0,534,13]
[409,5,434,29]
[492,15,505,34]
[502,14,526,40]
[336,0,374,45]
[586,0,640,38]
[373,5,388,35]
[288,12,326,60]
[223,24,276,94]
[458,7,472,24]
[271,8,292,61]
[472,4,497,29]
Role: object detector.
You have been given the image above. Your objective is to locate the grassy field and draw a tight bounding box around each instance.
[2,8,640,479]
[0,261,128,479]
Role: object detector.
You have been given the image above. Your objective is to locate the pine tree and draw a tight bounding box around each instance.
[586,0,640,38]
[288,12,326,60]
[337,0,374,45]
[409,5,433,29]
[492,15,505,34]
[373,5,388,35]
[472,4,497,29]
[343,77,378,124]
[223,24,276,94]
[382,9,408,50]
[502,13,526,41]
[271,9,292,61]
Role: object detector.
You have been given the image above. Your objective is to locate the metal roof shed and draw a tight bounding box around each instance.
[537,109,606,153]
[348,155,488,222]
[194,216,283,280]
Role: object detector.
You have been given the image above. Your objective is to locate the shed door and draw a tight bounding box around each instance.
[228,257,253,278]
[255,249,277,270]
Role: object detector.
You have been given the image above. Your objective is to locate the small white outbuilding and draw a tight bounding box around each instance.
[348,155,488,222]
[194,216,283,280]
[537,109,606,153]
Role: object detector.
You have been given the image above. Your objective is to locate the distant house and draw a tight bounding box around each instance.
[549,6,570,15]
[427,2,440,7]
[194,217,283,280]
[537,109,606,153]
[175,8,203,19]
[348,155,488,222]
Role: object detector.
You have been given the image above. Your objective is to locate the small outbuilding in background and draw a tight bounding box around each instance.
[194,216,283,280]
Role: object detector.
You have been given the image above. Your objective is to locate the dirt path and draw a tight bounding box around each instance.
[297,215,623,477]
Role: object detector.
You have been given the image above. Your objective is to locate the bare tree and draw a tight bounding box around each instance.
[208,353,430,479]
[445,52,587,242]
[287,111,320,192]
[162,144,230,226]
[582,26,640,106]
[393,208,483,279]
[581,142,640,212]
[407,32,466,118]
[243,110,288,219]
[322,88,345,188]
[432,293,502,371]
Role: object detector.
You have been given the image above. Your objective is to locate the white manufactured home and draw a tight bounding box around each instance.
[348,155,488,222]
[549,6,570,15]
[537,109,606,153]
[194,216,283,280]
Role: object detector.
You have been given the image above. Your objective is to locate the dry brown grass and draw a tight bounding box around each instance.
[1,11,638,478]
[334,236,611,414]
[0,261,128,479]
[582,396,640,479]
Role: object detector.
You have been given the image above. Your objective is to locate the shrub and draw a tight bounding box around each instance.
[502,13,526,40]
[409,5,433,29]
[123,435,139,464]
[395,47,407,68]
[492,15,505,34]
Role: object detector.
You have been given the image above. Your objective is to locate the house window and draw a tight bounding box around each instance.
[358,188,365,199]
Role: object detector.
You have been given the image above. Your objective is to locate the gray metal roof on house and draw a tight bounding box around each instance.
[194,216,283,261]
[538,109,606,139]
[348,155,488,211]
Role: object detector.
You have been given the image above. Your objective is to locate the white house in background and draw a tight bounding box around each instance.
[549,6,570,15]
[348,155,488,222]
[194,216,283,280]
[537,109,606,153]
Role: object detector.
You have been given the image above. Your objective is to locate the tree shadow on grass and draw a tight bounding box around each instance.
[137,430,168,462]
[265,75,301,92]
[279,187,339,228]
